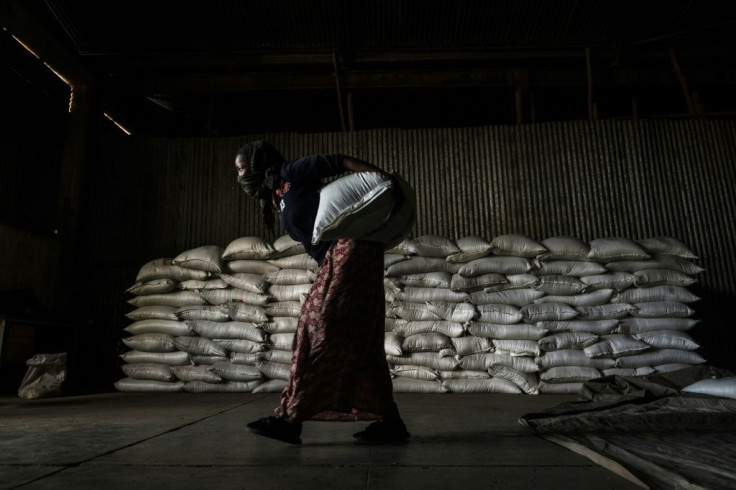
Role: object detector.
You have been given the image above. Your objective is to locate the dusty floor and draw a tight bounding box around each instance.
[0,392,640,489]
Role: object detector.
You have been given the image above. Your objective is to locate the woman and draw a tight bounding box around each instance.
[235,140,410,445]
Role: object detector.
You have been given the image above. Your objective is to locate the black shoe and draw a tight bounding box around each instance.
[247,416,302,445]
[353,418,411,444]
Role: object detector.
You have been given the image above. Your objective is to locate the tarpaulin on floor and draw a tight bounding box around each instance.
[519,366,736,489]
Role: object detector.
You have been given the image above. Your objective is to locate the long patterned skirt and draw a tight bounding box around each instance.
[275,239,398,422]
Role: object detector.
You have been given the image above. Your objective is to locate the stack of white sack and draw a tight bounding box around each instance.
[116,235,316,393]
[383,234,705,394]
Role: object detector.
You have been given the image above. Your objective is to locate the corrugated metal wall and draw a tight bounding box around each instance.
[90,119,736,374]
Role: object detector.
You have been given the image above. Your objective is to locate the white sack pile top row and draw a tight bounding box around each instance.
[116,234,705,395]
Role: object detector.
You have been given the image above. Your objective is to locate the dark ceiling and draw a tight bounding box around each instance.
[2,0,736,136]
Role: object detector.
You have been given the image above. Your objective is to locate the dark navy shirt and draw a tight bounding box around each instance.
[277,154,345,265]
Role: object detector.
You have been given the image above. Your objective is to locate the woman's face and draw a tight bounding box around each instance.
[234,154,248,177]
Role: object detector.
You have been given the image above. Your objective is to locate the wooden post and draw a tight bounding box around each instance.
[669,49,696,115]
[332,53,346,132]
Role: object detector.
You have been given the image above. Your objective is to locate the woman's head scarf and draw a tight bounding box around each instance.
[236,140,285,200]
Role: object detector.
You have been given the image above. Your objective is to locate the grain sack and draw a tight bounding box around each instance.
[442,377,523,394]
[614,349,706,368]
[268,284,312,302]
[122,333,177,353]
[390,365,440,381]
[127,291,207,308]
[126,279,177,296]
[177,278,228,291]
[633,330,700,350]
[124,320,192,336]
[115,378,184,392]
[386,353,459,371]
[439,348,457,358]
[393,320,465,338]
[450,337,494,357]
[126,306,179,321]
[484,273,540,292]
[389,301,442,321]
[630,301,695,318]
[475,304,522,324]
[537,320,618,335]
[446,236,493,263]
[538,382,583,394]
[492,340,540,357]
[402,333,452,352]
[411,235,461,258]
[602,367,656,377]
[579,272,637,292]
[654,363,693,373]
[488,365,539,394]
[582,334,650,358]
[439,370,490,379]
[450,273,507,292]
[540,366,601,383]
[188,320,266,342]
[587,238,650,262]
[575,303,637,320]
[534,289,614,307]
[172,245,224,273]
[605,255,705,275]
[533,260,607,277]
[183,380,261,393]
[171,365,223,383]
[467,322,548,341]
[681,377,736,400]
[535,349,615,370]
[425,302,477,323]
[490,234,547,258]
[385,254,411,268]
[213,338,266,354]
[264,269,316,285]
[459,353,538,373]
[395,287,469,303]
[191,355,230,365]
[470,289,545,307]
[385,318,408,332]
[230,352,260,365]
[121,363,175,382]
[520,302,579,322]
[537,237,590,261]
[261,317,299,334]
[613,285,700,304]
[269,333,295,350]
[538,332,598,352]
[311,171,394,244]
[175,305,231,322]
[392,377,448,393]
[386,257,461,276]
[256,360,291,380]
[384,332,404,356]
[400,272,452,289]
[271,234,306,258]
[386,239,418,256]
[268,253,319,271]
[173,336,229,357]
[636,237,698,259]
[633,269,697,288]
[209,362,263,382]
[458,256,532,277]
[257,350,292,364]
[200,288,270,306]
[253,379,289,393]
[222,303,269,323]
[120,350,191,365]
[224,259,280,274]
[617,318,699,334]
[535,275,585,295]
[223,236,275,260]
[136,258,211,282]
[219,273,269,294]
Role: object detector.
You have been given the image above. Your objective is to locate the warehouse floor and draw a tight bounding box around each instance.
[1,393,640,490]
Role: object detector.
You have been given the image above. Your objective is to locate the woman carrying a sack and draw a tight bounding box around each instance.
[234,140,410,445]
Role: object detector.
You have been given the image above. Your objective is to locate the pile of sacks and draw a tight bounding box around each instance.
[116,234,705,395]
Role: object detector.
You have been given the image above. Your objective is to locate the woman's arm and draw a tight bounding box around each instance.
[342,156,391,178]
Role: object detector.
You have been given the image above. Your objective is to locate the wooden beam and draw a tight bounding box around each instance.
[669,48,696,115]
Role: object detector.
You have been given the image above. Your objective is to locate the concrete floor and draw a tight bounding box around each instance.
[0,393,640,490]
